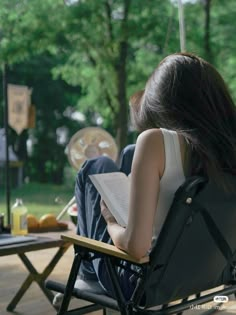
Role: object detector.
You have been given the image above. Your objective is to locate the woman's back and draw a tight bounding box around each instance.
[151,128,186,249]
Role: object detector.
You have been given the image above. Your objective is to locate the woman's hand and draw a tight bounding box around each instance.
[100,200,117,224]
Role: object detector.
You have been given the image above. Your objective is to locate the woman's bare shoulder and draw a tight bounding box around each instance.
[136,128,164,147]
[135,128,165,176]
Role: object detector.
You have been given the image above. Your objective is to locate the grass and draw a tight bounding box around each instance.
[0,182,74,223]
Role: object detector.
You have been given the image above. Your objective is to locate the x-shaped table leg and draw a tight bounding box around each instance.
[7,245,69,311]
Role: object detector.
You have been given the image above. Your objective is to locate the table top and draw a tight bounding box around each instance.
[0,234,68,256]
[0,221,75,256]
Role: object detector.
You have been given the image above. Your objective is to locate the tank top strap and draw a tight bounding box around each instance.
[160,128,184,179]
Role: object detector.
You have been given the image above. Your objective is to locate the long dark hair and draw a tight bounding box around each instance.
[130,52,236,183]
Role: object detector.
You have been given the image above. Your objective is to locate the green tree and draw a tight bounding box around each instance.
[209,0,236,100]
[52,0,179,149]
[1,0,236,185]
[0,0,73,183]
[175,0,236,100]
[6,55,87,183]
[0,0,179,152]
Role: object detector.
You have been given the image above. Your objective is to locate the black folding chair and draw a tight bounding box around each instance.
[46,174,236,315]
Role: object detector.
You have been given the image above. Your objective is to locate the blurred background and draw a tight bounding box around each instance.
[0,0,235,220]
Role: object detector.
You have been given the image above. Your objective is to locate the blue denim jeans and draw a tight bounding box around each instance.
[75,145,136,299]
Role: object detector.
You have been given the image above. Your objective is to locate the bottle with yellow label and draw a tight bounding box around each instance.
[11,199,28,235]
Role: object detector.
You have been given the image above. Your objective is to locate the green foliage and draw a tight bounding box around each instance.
[0,0,236,185]
[0,182,73,220]
[0,0,67,64]
[6,55,88,183]
[209,0,236,100]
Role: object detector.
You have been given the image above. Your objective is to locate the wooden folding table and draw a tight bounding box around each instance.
[0,235,71,311]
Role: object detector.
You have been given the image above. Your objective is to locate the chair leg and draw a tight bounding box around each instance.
[103,308,107,315]
[105,258,130,315]
[58,252,82,315]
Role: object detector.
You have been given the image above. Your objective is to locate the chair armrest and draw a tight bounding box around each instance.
[61,234,149,264]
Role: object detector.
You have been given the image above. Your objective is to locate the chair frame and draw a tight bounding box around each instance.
[46,175,236,315]
[46,234,236,315]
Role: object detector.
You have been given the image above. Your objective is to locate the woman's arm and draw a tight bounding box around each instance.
[102,129,165,259]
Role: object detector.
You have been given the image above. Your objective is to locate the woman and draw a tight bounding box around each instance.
[74,52,236,299]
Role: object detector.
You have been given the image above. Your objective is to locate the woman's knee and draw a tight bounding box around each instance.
[76,156,118,188]
[120,144,135,162]
[119,144,135,174]
[122,144,136,156]
[84,156,117,173]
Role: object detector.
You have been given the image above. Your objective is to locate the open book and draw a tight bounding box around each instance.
[89,172,130,227]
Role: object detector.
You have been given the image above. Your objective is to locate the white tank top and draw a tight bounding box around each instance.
[151,128,186,250]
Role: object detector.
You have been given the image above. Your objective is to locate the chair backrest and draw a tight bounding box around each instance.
[138,174,236,307]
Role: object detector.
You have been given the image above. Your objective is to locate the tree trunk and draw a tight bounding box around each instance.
[116,40,128,152]
[115,0,131,152]
[203,0,212,61]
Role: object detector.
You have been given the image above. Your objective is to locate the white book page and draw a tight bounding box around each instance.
[89,172,130,227]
